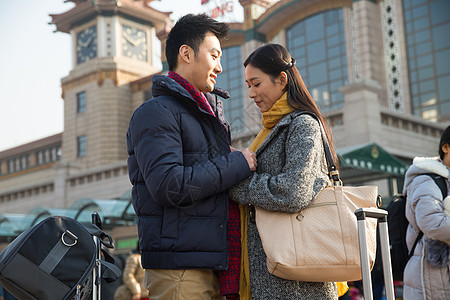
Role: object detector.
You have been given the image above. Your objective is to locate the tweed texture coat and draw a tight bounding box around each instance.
[402,157,450,300]
[229,112,338,299]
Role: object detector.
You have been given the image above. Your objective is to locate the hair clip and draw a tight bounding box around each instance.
[284,57,296,70]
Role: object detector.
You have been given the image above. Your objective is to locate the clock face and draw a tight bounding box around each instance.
[77,26,97,64]
[122,24,148,61]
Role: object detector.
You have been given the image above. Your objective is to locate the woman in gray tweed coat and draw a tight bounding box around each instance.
[228,44,340,299]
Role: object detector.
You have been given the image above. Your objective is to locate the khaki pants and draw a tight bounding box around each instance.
[144,269,225,300]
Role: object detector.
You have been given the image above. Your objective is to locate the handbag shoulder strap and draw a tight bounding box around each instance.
[295,111,340,184]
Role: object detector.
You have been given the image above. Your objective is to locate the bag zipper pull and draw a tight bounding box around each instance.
[76,285,81,300]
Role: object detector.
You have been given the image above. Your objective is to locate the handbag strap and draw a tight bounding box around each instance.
[296,112,341,184]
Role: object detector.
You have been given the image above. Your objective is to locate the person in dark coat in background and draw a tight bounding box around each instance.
[126,13,256,300]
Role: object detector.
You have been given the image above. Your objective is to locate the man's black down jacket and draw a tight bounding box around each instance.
[126,75,251,270]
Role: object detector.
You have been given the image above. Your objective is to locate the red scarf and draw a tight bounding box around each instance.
[168,71,215,116]
[168,71,240,299]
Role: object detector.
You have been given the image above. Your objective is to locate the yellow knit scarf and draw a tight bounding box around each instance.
[238,93,348,299]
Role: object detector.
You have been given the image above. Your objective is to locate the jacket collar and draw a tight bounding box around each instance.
[413,157,449,178]
[151,75,228,118]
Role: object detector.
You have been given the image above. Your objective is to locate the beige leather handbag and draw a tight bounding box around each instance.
[255,113,378,282]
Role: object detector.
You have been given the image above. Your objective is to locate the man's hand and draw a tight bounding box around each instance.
[241,148,257,171]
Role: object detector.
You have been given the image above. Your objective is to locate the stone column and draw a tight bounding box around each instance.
[340,79,383,146]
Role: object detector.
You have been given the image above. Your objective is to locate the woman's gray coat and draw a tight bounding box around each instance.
[402,157,450,300]
[229,112,338,299]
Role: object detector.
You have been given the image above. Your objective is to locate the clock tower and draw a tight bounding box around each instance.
[50,0,172,169]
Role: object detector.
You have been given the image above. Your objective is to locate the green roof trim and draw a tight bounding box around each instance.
[339,143,409,176]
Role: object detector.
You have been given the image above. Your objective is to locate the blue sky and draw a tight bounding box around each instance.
[0,0,244,151]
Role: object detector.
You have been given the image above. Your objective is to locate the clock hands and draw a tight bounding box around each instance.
[78,35,94,48]
[123,32,138,47]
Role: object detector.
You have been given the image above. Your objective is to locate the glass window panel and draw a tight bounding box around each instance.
[412,0,427,6]
[439,100,450,114]
[325,10,338,25]
[310,85,327,106]
[305,14,324,42]
[308,63,327,86]
[405,21,413,33]
[77,136,87,157]
[435,49,450,76]
[295,46,305,57]
[416,42,431,55]
[326,24,338,36]
[412,5,427,19]
[297,57,306,67]
[437,75,450,101]
[409,58,416,70]
[420,92,436,106]
[411,83,419,95]
[293,36,305,48]
[77,91,86,113]
[403,0,411,10]
[410,71,417,83]
[327,46,340,58]
[421,106,437,121]
[419,79,435,93]
[430,0,450,26]
[404,10,412,22]
[432,23,450,50]
[413,17,429,31]
[407,46,415,58]
[329,68,342,81]
[330,80,342,92]
[329,57,341,69]
[418,67,434,80]
[328,35,339,47]
[307,40,326,64]
[417,54,433,68]
[414,30,430,43]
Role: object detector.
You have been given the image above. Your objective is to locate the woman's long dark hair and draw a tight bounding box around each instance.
[244,43,338,169]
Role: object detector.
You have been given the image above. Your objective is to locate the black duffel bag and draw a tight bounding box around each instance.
[0,215,121,300]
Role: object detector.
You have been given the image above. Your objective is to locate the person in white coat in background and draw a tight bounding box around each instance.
[402,125,450,300]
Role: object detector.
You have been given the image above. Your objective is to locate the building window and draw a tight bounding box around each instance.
[6,154,30,173]
[36,145,62,166]
[286,8,347,112]
[215,45,245,133]
[77,135,87,157]
[403,0,450,121]
[77,91,86,113]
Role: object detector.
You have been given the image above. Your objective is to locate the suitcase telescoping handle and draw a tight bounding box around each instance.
[354,208,395,300]
[92,212,102,300]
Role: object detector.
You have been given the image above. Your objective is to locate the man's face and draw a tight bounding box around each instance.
[189,33,223,93]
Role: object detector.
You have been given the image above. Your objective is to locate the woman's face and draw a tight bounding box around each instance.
[245,64,287,113]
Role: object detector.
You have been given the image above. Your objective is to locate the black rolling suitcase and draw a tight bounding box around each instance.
[0,212,121,300]
[355,208,395,300]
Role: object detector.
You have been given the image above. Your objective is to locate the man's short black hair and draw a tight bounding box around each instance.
[165,13,229,71]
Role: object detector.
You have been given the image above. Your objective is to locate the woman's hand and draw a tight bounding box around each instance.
[132,293,141,300]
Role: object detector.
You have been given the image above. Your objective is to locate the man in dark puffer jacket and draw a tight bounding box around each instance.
[126,14,256,299]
